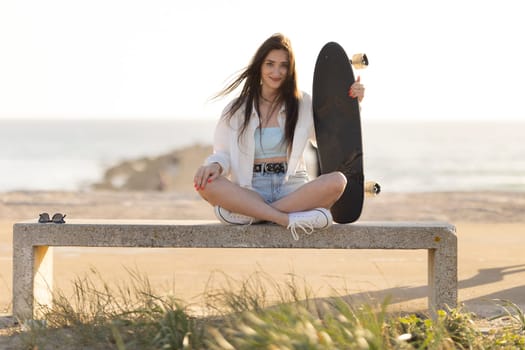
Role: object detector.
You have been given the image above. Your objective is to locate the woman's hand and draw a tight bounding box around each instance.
[194,162,222,190]
[348,76,365,103]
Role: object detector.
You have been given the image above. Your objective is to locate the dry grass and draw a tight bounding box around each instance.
[0,269,520,349]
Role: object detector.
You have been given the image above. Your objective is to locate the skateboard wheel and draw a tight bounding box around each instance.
[365,181,381,196]
[351,53,368,69]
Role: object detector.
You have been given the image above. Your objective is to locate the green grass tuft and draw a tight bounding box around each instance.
[14,269,525,349]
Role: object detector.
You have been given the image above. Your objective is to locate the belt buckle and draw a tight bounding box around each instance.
[255,162,286,174]
[265,162,285,173]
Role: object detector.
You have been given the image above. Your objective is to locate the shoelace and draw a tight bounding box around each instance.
[287,220,314,241]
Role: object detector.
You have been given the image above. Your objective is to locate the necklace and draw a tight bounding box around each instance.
[259,101,279,127]
[260,94,276,104]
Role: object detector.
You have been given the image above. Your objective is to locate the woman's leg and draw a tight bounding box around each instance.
[271,171,347,213]
[198,177,289,226]
[199,171,346,227]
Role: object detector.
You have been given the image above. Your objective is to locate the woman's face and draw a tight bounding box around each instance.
[260,49,289,92]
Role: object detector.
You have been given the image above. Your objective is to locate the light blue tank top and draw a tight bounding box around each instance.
[254,127,287,159]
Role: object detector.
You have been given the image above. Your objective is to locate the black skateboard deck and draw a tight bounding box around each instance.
[312,42,367,223]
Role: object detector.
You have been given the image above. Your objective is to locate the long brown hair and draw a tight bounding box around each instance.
[216,33,301,147]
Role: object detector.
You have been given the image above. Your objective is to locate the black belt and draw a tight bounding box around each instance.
[253,162,287,174]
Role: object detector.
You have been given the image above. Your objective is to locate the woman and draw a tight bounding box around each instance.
[193,33,365,240]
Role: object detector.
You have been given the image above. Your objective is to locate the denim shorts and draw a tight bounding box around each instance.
[251,170,309,203]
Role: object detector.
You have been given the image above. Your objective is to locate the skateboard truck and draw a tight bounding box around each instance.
[350,53,368,69]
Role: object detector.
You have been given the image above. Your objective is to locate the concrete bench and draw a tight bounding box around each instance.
[13,220,457,319]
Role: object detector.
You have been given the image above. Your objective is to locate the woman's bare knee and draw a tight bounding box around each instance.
[196,177,225,205]
[320,172,347,196]
[332,171,348,192]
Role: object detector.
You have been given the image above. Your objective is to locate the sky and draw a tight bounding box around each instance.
[1,0,524,122]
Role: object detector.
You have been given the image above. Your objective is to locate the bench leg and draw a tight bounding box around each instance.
[428,247,457,315]
[13,245,53,319]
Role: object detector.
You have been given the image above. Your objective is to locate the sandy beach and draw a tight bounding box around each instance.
[2,189,525,319]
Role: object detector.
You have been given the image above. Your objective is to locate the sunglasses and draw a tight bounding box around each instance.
[38,213,66,224]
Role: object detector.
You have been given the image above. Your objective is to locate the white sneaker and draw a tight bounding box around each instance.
[287,208,333,240]
[214,206,260,225]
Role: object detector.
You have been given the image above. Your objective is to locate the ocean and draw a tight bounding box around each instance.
[0,119,524,193]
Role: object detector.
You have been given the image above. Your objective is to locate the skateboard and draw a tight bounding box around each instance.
[312,42,370,223]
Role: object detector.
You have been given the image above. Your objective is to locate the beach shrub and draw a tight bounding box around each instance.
[22,268,203,349]
[15,269,525,349]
